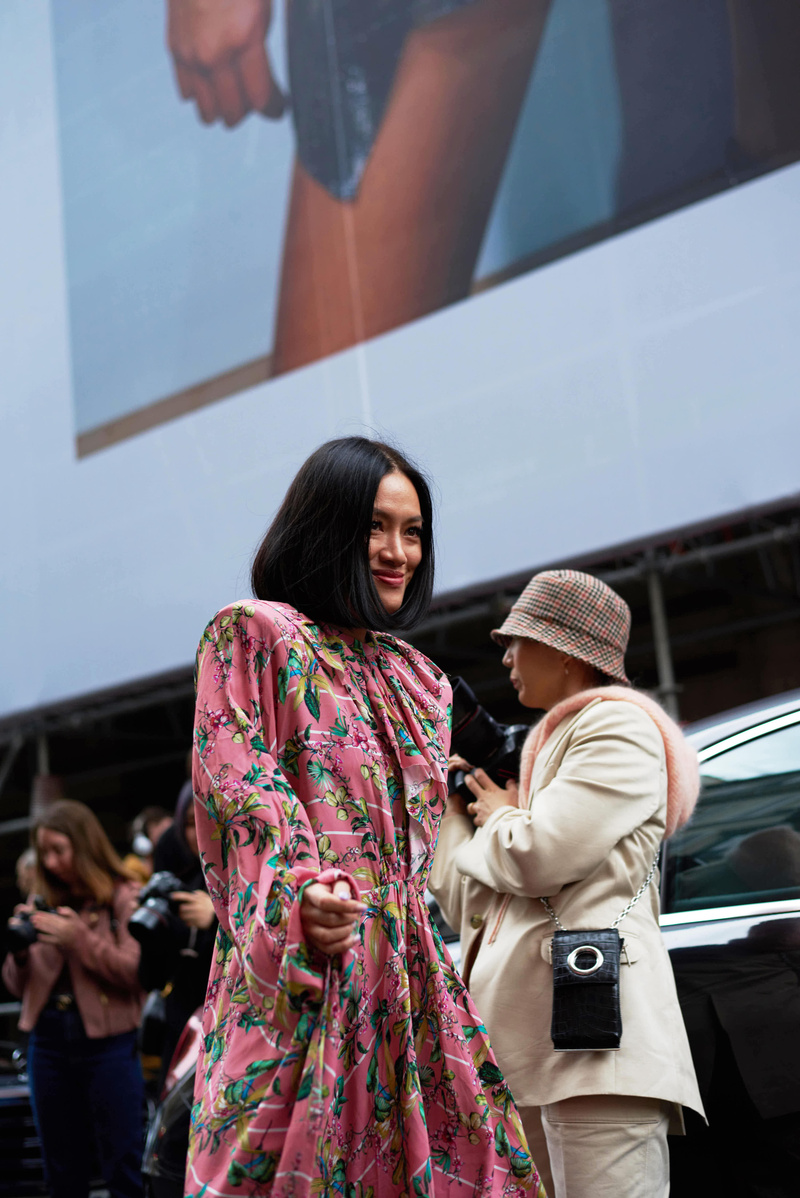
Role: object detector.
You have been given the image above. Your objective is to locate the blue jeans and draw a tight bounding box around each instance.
[27,1006,145,1198]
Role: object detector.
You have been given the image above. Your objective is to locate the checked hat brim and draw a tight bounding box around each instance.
[491,612,630,685]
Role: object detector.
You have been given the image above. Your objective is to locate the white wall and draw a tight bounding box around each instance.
[2,1,800,718]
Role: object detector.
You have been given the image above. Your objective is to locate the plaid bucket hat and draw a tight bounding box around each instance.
[491,569,631,684]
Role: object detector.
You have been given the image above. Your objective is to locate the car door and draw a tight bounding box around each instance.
[660,709,800,1197]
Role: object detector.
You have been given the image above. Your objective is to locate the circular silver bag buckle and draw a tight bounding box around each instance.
[566,945,605,976]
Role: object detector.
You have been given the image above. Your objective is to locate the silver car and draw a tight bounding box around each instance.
[662,689,800,1196]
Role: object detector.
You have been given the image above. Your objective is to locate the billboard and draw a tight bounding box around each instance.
[52,0,800,455]
[2,0,800,719]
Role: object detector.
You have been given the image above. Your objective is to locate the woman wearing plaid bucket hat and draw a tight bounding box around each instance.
[429,570,704,1198]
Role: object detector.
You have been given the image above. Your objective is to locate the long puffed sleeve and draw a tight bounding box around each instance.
[192,603,328,1015]
[455,702,664,899]
[189,603,360,1196]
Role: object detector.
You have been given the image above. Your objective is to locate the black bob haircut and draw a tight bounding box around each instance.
[250,437,435,633]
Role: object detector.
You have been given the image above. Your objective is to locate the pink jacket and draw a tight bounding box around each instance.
[2,881,144,1038]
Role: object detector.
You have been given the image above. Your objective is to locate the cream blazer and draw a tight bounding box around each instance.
[429,698,704,1126]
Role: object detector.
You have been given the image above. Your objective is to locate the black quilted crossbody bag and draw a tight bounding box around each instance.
[540,849,660,1052]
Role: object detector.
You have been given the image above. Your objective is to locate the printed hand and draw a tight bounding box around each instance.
[174,890,216,930]
[166,0,285,126]
[300,880,365,957]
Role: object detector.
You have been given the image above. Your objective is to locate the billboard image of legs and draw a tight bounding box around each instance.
[53,0,800,455]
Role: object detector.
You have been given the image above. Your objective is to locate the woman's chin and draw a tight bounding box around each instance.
[377,589,405,614]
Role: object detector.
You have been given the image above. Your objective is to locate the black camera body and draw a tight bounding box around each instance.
[6,896,56,955]
[449,676,531,808]
[128,871,186,948]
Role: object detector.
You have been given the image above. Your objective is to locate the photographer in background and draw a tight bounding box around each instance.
[136,782,216,1089]
[123,806,174,884]
[3,800,145,1198]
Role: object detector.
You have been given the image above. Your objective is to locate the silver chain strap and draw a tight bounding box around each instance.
[539,847,662,932]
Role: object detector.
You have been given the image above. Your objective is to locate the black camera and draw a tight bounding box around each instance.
[6,896,55,955]
[449,676,531,807]
[128,871,186,949]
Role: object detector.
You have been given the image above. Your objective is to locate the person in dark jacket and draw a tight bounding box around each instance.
[138,782,216,1088]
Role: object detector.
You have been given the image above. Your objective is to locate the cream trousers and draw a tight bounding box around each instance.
[520,1095,671,1198]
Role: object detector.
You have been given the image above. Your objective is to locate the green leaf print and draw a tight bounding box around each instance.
[277,666,289,704]
[296,1066,314,1101]
[308,759,338,790]
[278,733,304,777]
[330,712,349,738]
[304,683,321,721]
[478,1060,504,1086]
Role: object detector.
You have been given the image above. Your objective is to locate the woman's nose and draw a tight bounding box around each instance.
[379,531,405,563]
[502,647,512,667]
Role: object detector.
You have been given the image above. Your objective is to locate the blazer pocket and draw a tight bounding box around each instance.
[620,931,642,965]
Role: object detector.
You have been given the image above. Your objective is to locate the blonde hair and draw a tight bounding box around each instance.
[33,799,133,907]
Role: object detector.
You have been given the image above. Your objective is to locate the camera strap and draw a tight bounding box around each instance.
[539,846,661,932]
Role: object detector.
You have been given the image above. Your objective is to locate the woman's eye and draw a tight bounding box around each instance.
[370,520,382,532]
[407,526,422,538]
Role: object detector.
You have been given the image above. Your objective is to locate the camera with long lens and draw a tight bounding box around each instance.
[449,676,531,810]
[6,896,55,955]
[128,871,186,949]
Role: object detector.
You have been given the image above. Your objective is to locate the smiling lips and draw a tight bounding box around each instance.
[373,570,405,588]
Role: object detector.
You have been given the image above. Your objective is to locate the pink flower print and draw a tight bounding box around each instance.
[208,709,229,733]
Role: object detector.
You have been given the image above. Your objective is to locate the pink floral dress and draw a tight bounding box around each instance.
[186,600,539,1198]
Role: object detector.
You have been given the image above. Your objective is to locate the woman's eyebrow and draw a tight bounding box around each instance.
[372,508,423,523]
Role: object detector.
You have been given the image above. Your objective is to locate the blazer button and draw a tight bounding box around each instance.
[470,914,484,929]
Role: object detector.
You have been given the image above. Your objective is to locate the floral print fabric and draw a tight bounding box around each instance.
[187,600,539,1198]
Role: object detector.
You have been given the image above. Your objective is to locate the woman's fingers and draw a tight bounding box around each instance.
[304,883,364,916]
[192,71,219,123]
[212,61,247,126]
[238,36,285,117]
[174,61,196,101]
[447,754,473,772]
[463,771,482,795]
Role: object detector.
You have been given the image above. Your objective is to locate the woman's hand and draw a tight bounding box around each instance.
[174,890,216,930]
[444,754,472,818]
[31,908,82,950]
[462,768,519,827]
[300,880,365,957]
[166,0,285,126]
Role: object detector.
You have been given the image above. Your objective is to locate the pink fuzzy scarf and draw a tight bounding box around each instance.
[517,687,700,838]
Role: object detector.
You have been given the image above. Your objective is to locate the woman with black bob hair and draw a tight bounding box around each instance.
[250,435,435,630]
[187,437,538,1198]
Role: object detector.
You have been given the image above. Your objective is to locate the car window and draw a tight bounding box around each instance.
[664,720,800,914]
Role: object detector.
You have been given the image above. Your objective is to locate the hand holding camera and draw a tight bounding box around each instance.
[6,896,58,956]
[447,677,530,824]
[172,890,215,930]
[449,755,520,826]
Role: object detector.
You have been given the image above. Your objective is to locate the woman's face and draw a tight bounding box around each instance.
[36,827,76,887]
[502,637,572,711]
[369,472,424,614]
